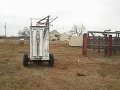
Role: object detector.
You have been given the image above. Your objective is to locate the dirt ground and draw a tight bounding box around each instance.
[0,41,120,90]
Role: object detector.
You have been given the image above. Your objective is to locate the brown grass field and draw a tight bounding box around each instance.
[0,40,120,90]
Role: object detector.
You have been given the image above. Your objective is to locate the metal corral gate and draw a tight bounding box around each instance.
[82,30,120,56]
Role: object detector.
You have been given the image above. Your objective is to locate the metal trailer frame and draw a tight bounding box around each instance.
[23,15,54,67]
[82,30,120,56]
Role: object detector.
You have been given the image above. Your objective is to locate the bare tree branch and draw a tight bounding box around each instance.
[18,26,30,37]
[69,24,86,36]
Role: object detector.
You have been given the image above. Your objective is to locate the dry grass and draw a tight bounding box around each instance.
[0,40,120,90]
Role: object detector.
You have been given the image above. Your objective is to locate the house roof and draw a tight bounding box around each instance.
[61,32,69,35]
[50,30,61,35]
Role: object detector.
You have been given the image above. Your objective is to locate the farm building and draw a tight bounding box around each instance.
[69,36,83,47]
[50,30,61,41]
[60,32,69,42]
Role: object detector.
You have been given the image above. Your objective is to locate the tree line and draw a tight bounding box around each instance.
[18,24,85,37]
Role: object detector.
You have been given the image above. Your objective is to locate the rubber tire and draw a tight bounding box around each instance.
[23,54,28,66]
[49,54,54,67]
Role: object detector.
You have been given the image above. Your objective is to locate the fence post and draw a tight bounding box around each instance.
[93,36,96,51]
[82,33,87,55]
[104,34,108,56]
[98,36,100,53]
[108,35,112,56]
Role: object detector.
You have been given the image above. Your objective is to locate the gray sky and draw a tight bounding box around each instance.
[0,0,120,36]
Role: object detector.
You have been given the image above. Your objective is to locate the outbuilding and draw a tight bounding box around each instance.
[69,36,83,47]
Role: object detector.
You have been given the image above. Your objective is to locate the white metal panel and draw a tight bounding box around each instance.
[39,29,43,56]
[47,30,50,60]
[30,27,49,60]
[47,30,49,58]
[42,29,49,58]
[45,29,49,58]
[32,29,37,57]
[36,30,40,58]
[30,28,32,59]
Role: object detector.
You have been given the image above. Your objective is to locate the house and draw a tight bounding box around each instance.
[60,33,69,42]
[50,30,61,41]
[69,36,83,47]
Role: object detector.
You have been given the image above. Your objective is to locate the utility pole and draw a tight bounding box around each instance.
[4,23,6,42]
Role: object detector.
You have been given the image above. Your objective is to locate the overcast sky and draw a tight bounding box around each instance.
[0,0,120,36]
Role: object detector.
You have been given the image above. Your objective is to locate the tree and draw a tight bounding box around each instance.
[69,24,85,36]
[18,26,30,37]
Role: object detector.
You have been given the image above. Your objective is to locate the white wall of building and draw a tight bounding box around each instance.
[60,33,69,42]
[69,36,83,46]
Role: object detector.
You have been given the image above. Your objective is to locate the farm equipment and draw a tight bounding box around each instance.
[23,15,54,67]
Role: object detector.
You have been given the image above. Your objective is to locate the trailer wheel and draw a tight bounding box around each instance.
[23,54,28,66]
[49,54,54,67]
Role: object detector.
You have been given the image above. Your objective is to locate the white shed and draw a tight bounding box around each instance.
[60,33,69,42]
[69,36,83,47]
